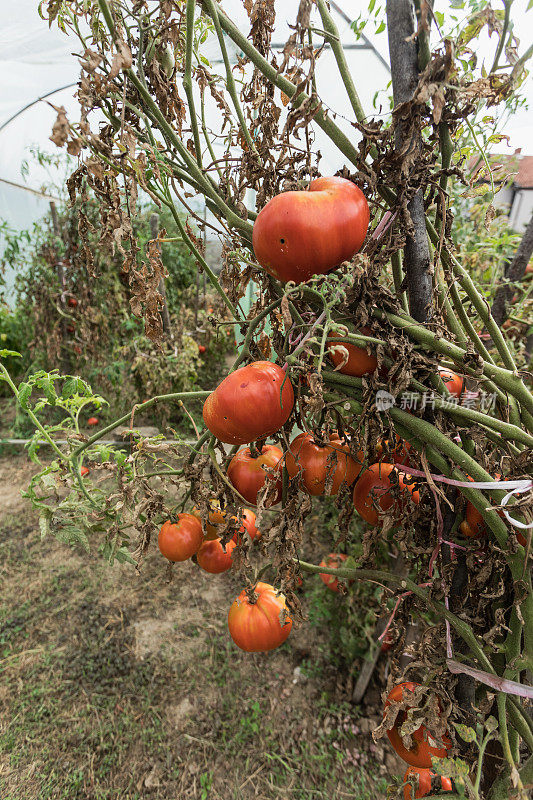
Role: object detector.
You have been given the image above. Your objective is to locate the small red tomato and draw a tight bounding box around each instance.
[87,417,99,426]
[196,537,236,574]
[375,434,412,467]
[319,553,352,593]
[286,432,363,496]
[80,466,90,477]
[198,344,206,354]
[202,361,294,445]
[327,327,378,377]
[158,514,204,562]
[227,445,284,506]
[385,682,452,769]
[67,297,78,308]
[403,766,453,799]
[252,177,369,284]
[67,324,75,334]
[439,368,464,398]
[228,582,292,652]
[353,463,420,525]
[204,504,260,544]
[525,263,533,276]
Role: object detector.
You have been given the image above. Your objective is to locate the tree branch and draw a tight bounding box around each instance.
[386,0,433,322]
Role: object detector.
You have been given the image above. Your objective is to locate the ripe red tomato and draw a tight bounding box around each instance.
[67,297,78,308]
[202,361,294,444]
[80,466,90,477]
[67,324,75,334]
[353,463,420,525]
[327,327,378,377]
[385,682,452,769]
[252,177,369,283]
[198,344,206,354]
[228,582,292,651]
[87,417,99,426]
[439,368,464,398]
[196,537,236,574]
[403,766,453,799]
[227,445,283,506]
[158,514,204,562]
[376,434,412,467]
[525,263,533,276]
[286,432,363,496]
[319,553,352,592]
[204,504,260,543]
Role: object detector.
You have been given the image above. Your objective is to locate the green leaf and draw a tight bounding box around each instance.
[368,0,376,12]
[17,382,32,408]
[0,349,21,359]
[435,10,445,26]
[376,20,385,34]
[452,723,477,743]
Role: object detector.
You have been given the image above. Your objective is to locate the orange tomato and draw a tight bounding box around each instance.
[403,766,453,799]
[327,327,378,377]
[439,368,464,398]
[252,177,369,284]
[385,683,452,769]
[375,434,412,467]
[228,582,292,652]
[319,553,352,593]
[202,361,294,444]
[286,432,363,496]
[353,463,420,525]
[227,445,283,506]
[205,504,260,543]
[158,514,203,562]
[196,537,236,574]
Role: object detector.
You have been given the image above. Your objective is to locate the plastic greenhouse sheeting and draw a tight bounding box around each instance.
[0,0,531,296]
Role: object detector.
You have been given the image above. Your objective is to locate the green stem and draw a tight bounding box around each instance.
[183,0,203,168]
[203,0,257,155]
[391,251,408,312]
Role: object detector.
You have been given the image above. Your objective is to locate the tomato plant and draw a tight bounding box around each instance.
[286,432,363,496]
[252,177,369,284]
[203,361,294,444]
[384,683,452,769]
[352,463,420,525]
[227,582,292,652]
[158,515,204,562]
[227,445,284,506]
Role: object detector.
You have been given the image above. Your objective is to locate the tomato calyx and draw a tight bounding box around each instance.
[244,584,259,605]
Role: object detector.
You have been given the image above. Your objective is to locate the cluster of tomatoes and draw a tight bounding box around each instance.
[158,506,293,653]
[383,682,453,799]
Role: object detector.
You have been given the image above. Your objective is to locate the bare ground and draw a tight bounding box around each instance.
[0,454,399,800]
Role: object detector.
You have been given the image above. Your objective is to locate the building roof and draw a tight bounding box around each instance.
[470,151,533,188]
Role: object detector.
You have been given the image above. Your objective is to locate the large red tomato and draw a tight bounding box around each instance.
[319,553,353,593]
[202,361,294,444]
[252,177,369,283]
[327,327,378,377]
[439,368,464,398]
[286,432,363,496]
[196,537,236,574]
[158,514,204,562]
[227,445,283,506]
[353,463,420,525]
[385,683,452,769]
[228,582,292,651]
[403,767,453,799]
